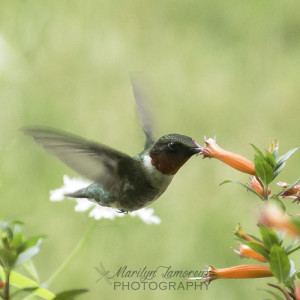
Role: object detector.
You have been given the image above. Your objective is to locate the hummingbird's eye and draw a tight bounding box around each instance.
[168,142,177,151]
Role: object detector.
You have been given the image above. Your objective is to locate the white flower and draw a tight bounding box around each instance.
[50,175,161,224]
[130,208,161,224]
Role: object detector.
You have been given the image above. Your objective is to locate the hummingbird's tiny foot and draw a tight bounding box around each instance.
[116,209,128,214]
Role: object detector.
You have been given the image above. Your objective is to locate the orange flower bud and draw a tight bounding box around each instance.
[201,137,256,175]
[234,224,264,247]
[277,182,300,203]
[186,265,272,282]
[0,281,4,289]
[249,177,271,196]
[233,243,267,262]
[260,205,300,238]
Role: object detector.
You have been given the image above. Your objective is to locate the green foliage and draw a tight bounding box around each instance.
[235,221,300,299]
[0,265,54,299]
[222,143,298,202]
[0,221,44,272]
[10,287,39,299]
[269,246,291,285]
[259,226,280,252]
[23,260,40,283]
[275,148,298,176]
[220,180,264,200]
[225,140,300,298]
[0,220,88,300]
[52,289,89,300]
[254,155,274,186]
[252,143,298,189]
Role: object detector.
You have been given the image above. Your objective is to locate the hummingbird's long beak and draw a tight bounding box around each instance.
[190,139,202,155]
[189,146,202,155]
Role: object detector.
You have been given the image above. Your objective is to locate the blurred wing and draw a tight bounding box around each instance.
[130,73,156,149]
[21,126,133,188]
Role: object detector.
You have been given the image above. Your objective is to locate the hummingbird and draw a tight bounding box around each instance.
[21,80,202,212]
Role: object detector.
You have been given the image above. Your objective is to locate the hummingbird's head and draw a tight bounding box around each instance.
[149,134,202,175]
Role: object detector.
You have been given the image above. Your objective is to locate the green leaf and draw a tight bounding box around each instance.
[23,260,40,283]
[52,289,89,300]
[2,226,13,242]
[0,248,18,269]
[15,242,42,267]
[0,220,8,231]
[272,146,279,160]
[11,232,25,253]
[11,286,39,298]
[265,151,277,170]
[0,266,54,299]
[274,162,285,178]
[24,235,45,250]
[13,224,23,236]
[276,147,298,166]
[269,246,291,284]
[219,180,264,200]
[10,221,24,226]
[254,155,274,185]
[285,239,299,253]
[250,144,264,158]
[259,226,280,251]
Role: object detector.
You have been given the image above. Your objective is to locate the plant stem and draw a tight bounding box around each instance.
[45,220,96,287]
[4,270,10,300]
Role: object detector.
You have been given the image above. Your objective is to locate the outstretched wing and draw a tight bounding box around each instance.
[21,126,133,189]
[130,74,156,149]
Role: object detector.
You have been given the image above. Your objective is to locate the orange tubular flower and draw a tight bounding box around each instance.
[201,137,256,175]
[186,265,272,282]
[249,177,271,196]
[260,205,300,238]
[233,243,267,262]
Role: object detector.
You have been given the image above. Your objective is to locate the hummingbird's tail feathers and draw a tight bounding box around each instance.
[65,183,115,205]
[130,73,156,149]
[65,189,88,199]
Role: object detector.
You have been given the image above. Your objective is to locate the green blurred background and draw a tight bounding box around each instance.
[1,0,300,299]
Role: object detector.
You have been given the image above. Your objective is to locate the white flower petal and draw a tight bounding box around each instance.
[130,208,161,224]
[89,206,124,220]
[74,198,94,212]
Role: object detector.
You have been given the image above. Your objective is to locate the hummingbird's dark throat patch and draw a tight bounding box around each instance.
[149,151,191,175]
